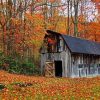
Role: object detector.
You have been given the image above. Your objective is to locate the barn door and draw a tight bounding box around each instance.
[55,61,62,77]
[45,61,55,77]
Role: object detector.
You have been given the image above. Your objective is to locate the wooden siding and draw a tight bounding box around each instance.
[41,47,71,77]
[41,34,72,77]
[71,54,100,77]
[41,34,100,78]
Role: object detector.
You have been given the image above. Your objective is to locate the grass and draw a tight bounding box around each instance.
[0,70,100,100]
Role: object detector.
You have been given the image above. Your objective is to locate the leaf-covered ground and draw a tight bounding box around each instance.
[0,71,100,100]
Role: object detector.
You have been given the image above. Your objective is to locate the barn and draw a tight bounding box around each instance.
[40,30,100,78]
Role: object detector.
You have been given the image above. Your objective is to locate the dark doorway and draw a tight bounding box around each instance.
[55,61,62,77]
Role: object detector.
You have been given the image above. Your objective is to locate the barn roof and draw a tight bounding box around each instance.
[47,30,100,55]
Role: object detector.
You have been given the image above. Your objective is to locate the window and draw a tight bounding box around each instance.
[45,35,64,53]
[57,37,64,52]
[46,35,57,52]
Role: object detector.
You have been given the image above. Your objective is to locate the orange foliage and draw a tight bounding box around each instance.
[78,21,100,42]
[0,71,100,99]
[49,0,55,3]
[92,0,100,3]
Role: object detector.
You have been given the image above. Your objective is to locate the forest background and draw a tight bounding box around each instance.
[0,0,100,75]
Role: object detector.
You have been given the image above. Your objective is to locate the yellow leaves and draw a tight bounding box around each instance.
[25,13,34,22]
[0,13,6,24]
[11,18,21,25]
[0,70,100,99]
[24,13,45,49]
[48,0,61,3]
[25,13,44,21]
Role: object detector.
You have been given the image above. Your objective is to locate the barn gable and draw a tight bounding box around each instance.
[47,30,100,55]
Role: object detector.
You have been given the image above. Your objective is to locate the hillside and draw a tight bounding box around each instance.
[0,71,100,100]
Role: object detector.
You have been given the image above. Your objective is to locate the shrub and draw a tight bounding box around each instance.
[0,52,4,69]
[20,62,33,75]
[0,52,40,75]
[33,67,41,75]
[0,84,6,90]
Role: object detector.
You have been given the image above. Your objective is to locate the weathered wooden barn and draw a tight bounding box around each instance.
[40,30,100,78]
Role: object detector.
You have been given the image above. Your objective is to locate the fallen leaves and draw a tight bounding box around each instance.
[0,70,100,99]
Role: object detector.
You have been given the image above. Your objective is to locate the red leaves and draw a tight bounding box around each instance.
[92,0,100,3]
[0,71,100,99]
[48,38,56,45]
[49,0,55,3]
